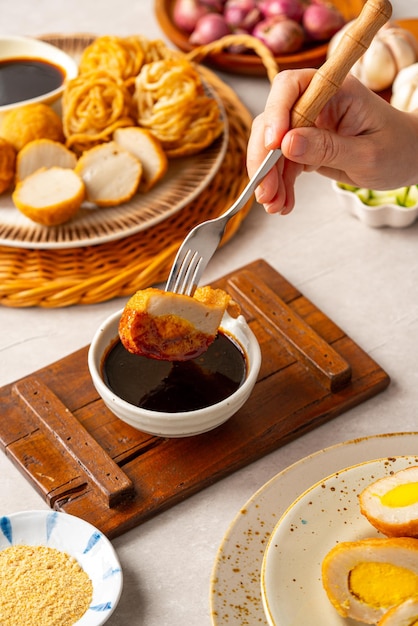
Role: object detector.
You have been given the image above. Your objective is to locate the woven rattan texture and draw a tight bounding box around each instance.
[0,64,260,308]
[186,33,279,83]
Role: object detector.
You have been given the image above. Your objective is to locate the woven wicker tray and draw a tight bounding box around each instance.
[0,35,278,308]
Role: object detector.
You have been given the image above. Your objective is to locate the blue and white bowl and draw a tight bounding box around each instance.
[0,510,122,625]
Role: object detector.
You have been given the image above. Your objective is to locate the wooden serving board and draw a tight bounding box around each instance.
[0,260,390,538]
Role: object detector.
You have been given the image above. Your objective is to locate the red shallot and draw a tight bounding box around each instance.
[200,0,226,10]
[252,15,304,54]
[189,12,231,44]
[173,0,209,33]
[302,2,345,41]
[258,0,304,22]
[172,0,347,58]
[224,0,261,31]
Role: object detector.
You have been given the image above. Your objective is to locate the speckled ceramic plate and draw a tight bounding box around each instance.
[261,455,418,626]
[210,432,418,626]
[0,34,228,249]
[0,509,122,625]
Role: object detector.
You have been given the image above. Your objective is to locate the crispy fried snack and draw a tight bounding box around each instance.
[137,36,181,64]
[75,141,142,206]
[0,103,64,151]
[119,286,239,361]
[113,127,168,192]
[134,58,224,158]
[62,70,135,154]
[0,137,16,194]
[79,35,145,87]
[13,167,85,226]
[15,139,77,182]
[79,35,178,88]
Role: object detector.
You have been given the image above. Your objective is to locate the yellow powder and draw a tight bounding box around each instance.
[349,562,418,608]
[0,544,93,626]
[379,482,418,507]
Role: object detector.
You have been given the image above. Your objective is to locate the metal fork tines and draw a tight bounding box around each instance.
[165,148,282,295]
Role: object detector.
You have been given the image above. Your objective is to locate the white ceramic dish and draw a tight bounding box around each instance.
[0,509,122,625]
[261,455,418,626]
[88,309,261,438]
[332,181,418,228]
[0,34,228,249]
[210,432,418,626]
[0,36,78,115]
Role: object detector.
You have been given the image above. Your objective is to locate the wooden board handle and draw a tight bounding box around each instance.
[12,377,135,508]
[228,272,352,392]
[291,0,393,128]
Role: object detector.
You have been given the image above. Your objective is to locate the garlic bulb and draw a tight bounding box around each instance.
[391,62,418,112]
[327,21,418,91]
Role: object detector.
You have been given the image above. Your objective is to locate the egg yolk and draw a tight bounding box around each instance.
[349,562,418,608]
[379,483,418,507]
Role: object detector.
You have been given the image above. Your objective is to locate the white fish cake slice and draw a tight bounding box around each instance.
[113,127,168,192]
[16,139,77,182]
[118,286,239,361]
[12,166,85,226]
[75,141,142,206]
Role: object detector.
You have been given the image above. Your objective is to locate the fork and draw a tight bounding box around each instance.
[165,0,392,296]
[165,148,282,295]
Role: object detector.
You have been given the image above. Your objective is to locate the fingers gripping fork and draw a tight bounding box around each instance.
[165,0,392,296]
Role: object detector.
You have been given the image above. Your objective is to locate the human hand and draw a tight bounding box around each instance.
[247,69,418,214]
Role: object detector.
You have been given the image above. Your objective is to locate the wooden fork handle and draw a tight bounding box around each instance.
[290,0,392,129]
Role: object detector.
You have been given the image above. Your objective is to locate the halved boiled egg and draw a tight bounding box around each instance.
[322,537,418,624]
[379,598,418,625]
[359,465,418,537]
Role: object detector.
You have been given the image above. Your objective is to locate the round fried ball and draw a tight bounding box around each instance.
[322,537,418,624]
[0,137,16,194]
[0,103,64,151]
[359,465,418,537]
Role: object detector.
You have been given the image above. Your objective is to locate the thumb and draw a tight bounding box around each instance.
[281,127,344,169]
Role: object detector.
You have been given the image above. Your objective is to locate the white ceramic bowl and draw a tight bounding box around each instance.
[0,36,78,116]
[0,509,122,625]
[88,308,261,437]
[332,181,418,228]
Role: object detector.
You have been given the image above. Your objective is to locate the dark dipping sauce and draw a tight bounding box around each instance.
[0,58,65,106]
[103,331,247,413]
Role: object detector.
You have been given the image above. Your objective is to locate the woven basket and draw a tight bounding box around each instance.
[0,35,278,308]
